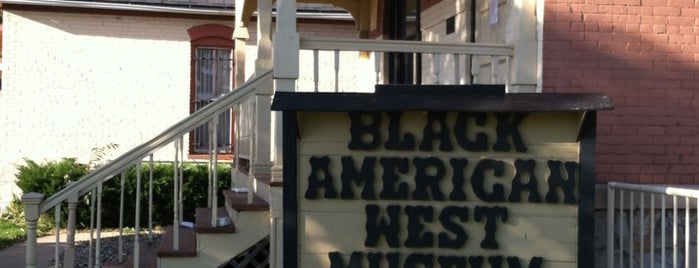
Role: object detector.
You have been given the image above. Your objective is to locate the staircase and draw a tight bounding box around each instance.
[155,191,270,268]
[21,70,275,268]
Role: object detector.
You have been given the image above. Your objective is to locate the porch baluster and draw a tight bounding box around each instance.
[334,50,340,92]
[65,189,78,268]
[471,56,480,84]
[95,183,103,267]
[650,194,655,267]
[662,195,666,267]
[134,162,142,268]
[684,197,689,268]
[208,124,213,208]
[118,172,125,263]
[618,190,624,268]
[22,193,43,268]
[453,54,461,85]
[179,138,184,224]
[490,56,498,84]
[211,117,219,227]
[54,204,61,267]
[148,154,154,243]
[606,185,614,268]
[673,196,677,267]
[88,188,95,268]
[433,54,441,84]
[639,193,644,268]
[374,51,380,84]
[313,49,319,92]
[247,102,254,204]
[629,192,634,266]
[173,138,180,251]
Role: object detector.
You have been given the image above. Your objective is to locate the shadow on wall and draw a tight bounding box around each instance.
[542,1,699,185]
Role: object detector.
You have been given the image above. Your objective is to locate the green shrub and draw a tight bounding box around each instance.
[11,158,231,229]
[15,158,89,197]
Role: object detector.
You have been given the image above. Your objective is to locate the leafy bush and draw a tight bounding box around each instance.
[99,162,231,227]
[10,158,231,229]
[15,158,89,198]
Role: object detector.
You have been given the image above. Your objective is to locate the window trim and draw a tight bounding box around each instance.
[188,24,235,158]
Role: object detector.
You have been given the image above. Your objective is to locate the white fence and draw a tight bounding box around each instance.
[607,182,699,268]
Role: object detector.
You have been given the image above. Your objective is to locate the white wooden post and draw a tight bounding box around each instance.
[506,0,538,92]
[64,190,79,268]
[271,0,298,267]
[23,192,43,268]
[253,0,274,186]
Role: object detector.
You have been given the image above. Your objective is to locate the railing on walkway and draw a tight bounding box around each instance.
[607,182,699,268]
[22,70,273,268]
[299,38,514,92]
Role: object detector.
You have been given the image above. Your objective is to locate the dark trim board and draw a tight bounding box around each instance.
[282,111,299,268]
[272,89,613,113]
[578,112,597,268]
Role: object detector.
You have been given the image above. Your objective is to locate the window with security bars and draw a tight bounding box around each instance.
[192,47,233,154]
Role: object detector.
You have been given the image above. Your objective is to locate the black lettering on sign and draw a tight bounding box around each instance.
[454,112,488,152]
[379,157,410,200]
[448,159,469,201]
[367,252,401,268]
[507,256,544,268]
[471,159,506,202]
[348,112,381,150]
[405,206,434,248]
[365,204,401,248]
[508,159,542,203]
[437,256,466,268]
[412,157,446,201]
[340,156,377,200]
[305,156,337,199]
[405,253,434,268]
[469,256,484,268]
[386,112,415,150]
[438,206,469,249]
[328,251,362,268]
[474,206,508,249]
[546,161,578,204]
[488,256,504,268]
[420,112,454,152]
[493,113,528,153]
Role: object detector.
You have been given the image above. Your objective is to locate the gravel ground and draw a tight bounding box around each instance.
[49,233,162,268]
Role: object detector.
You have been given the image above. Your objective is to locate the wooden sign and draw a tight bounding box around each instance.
[272,86,613,268]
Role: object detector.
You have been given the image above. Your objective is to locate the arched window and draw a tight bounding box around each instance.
[188,24,235,156]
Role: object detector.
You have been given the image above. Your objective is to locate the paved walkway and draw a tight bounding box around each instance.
[0,231,120,268]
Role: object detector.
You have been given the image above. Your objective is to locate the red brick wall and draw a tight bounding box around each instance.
[543,0,699,184]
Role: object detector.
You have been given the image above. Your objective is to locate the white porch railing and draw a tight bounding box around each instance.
[607,182,699,268]
[22,70,273,268]
[299,38,514,92]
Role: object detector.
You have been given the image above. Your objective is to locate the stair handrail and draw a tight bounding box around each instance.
[35,69,273,214]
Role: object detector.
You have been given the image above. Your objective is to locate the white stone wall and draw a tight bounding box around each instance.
[0,9,359,209]
[0,10,232,208]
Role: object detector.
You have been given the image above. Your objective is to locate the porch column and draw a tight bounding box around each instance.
[22,192,44,268]
[270,1,298,267]
[251,0,274,181]
[64,190,79,268]
[506,0,538,93]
